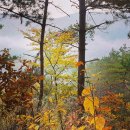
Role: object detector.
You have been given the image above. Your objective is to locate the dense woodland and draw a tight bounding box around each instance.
[0,0,130,130]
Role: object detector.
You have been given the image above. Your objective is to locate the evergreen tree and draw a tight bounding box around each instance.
[88,45,130,93]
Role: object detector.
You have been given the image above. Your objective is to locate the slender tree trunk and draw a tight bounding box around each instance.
[78,0,86,96]
[37,0,48,111]
[54,76,64,130]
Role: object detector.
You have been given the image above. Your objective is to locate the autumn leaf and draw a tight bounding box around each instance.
[31,28,38,33]
[98,107,111,113]
[57,107,67,114]
[78,125,86,130]
[37,75,44,80]
[41,111,49,123]
[126,102,130,110]
[75,61,84,67]
[71,125,77,130]
[82,87,95,96]
[90,116,105,130]
[82,87,91,96]
[28,123,36,129]
[34,125,39,130]
[83,96,99,115]
[28,124,39,130]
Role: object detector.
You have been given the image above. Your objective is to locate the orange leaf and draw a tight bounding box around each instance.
[98,107,111,113]
[75,61,84,67]
[37,75,44,80]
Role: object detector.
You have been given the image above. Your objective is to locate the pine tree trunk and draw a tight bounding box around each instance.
[78,0,86,96]
[37,0,48,111]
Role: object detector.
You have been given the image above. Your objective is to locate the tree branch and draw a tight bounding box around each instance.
[85,58,99,63]
[0,6,42,25]
[46,23,64,31]
[49,2,70,17]
[62,42,79,48]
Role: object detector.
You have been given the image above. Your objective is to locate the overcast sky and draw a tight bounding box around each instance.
[48,0,78,18]
[0,1,130,60]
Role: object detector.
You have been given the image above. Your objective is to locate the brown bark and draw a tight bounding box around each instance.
[78,0,86,96]
[37,0,49,111]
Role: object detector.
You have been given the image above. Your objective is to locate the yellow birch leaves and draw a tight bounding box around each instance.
[82,87,99,115]
[83,96,99,115]
[90,116,105,130]
[82,87,106,130]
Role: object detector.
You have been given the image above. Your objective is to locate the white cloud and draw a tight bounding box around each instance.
[86,35,130,60]
[0,35,32,56]
[49,0,78,18]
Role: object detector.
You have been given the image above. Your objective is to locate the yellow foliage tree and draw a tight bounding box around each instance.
[22,28,78,130]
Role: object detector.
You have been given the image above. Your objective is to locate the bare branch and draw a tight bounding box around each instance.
[85,58,99,63]
[85,0,98,9]
[0,6,42,25]
[88,10,104,32]
[86,21,113,31]
[70,20,114,32]
[24,36,40,44]
[86,4,130,12]
[62,42,79,48]
[24,53,36,58]
[34,52,40,63]
[49,2,70,17]
[70,0,79,9]
[46,23,64,31]
[44,51,56,73]
[53,45,63,68]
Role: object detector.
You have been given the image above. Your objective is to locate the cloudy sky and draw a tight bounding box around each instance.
[0,1,130,60]
[48,0,78,18]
